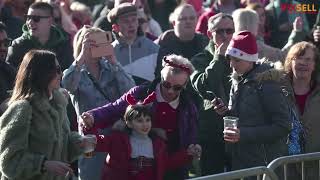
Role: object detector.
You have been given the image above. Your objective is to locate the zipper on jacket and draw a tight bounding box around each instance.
[129,45,132,64]
[261,144,268,165]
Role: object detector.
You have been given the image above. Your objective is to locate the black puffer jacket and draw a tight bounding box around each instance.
[6,25,73,70]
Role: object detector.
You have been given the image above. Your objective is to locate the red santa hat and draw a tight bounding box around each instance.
[225,31,258,62]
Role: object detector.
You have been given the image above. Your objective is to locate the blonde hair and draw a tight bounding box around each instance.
[73,26,105,59]
[161,54,195,77]
[232,8,259,36]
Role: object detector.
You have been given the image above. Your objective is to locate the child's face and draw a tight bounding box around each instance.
[127,115,152,136]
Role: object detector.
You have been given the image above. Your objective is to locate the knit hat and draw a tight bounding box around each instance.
[225,31,258,62]
[107,3,137,24]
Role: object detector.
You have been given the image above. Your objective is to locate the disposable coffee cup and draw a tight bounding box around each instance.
[82,134,96,158]
[223,116,238,129]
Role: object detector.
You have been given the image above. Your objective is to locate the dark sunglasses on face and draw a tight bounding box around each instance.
[161,80,185,92]
[25,15,50,23]
[0,38,12,47]
[215,28,235,35]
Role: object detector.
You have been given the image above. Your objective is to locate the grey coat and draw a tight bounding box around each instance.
[228,63,291,170]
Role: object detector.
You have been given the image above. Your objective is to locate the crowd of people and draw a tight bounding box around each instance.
[0,0,319,180]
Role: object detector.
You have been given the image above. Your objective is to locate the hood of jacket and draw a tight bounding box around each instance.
[21,24,68,48]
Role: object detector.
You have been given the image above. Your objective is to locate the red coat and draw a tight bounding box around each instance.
[95,130,193,180]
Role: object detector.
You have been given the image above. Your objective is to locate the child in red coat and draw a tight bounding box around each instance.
[92,103,201,180]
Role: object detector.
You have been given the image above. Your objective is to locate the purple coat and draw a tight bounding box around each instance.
[88,79,199,148]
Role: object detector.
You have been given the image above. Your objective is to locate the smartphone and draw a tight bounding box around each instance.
[89,31,114,58]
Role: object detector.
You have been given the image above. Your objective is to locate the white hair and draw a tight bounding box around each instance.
[160,54,195,77]
[232,8,259,36]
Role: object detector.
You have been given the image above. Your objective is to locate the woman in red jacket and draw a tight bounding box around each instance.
[91,97,201,180]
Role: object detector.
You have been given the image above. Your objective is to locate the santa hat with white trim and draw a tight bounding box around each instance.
[225,31,258,62]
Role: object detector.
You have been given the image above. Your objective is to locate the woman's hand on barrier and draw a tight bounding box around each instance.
[44,160,74,177]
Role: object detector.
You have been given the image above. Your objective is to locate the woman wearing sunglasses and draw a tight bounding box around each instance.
[0,50,93,180]
[80,54,200,180]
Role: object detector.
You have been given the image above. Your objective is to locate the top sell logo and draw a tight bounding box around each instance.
[281,3,318,14]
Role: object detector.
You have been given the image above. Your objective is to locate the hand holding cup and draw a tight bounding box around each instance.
[223,116,240,143]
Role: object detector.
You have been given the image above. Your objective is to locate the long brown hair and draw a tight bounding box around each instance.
[9,50,58,104]
[284,41,320,81]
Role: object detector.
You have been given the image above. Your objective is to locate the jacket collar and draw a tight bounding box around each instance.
[28,89,67,111]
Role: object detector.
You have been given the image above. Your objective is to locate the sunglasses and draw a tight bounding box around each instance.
[0,38,12,47]
[25,15,50,23]
[161,80,185,92]
[215,28,234,35]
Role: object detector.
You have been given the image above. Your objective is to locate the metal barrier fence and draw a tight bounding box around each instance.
[265,152,320,180]
[190,152,320,180]
[189,166,278,180]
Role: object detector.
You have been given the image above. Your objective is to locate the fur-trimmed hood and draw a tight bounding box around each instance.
[230,60,286,85]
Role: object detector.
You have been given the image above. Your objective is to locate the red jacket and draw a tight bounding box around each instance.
[95,130,193,180]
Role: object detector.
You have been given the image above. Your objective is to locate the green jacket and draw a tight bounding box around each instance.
[6,25,73,70]
[190,41,232,142]
[0,90,83,180]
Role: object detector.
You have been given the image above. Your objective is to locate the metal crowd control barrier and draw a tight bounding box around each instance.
[264,152,320,180]
[190,152,320,180]
[189,166,279,180]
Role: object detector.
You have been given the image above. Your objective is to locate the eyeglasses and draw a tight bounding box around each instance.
[161,80,185,92]
[56,65,62,74]
[215,28,234,35]
[25,15,50,23]
[0,38,12,47]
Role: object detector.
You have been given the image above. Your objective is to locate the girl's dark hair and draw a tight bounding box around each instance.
[9,49,58,104]
[124,104,152,123]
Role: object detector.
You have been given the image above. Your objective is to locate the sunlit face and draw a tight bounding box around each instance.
[291,48,315,81]
[210,17,234,47]
[173,6,197,38]
[229,56,254,75]
[127,115,152,136]
[26,8,52,39]
[160,70,188,102]
[0,31,9,61]
[116,14,139,41]
[48,59,62,93]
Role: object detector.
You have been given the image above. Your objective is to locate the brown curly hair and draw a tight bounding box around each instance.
[284,41,320,81]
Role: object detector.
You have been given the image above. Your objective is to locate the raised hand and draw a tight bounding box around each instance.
[293,16,303,32]
[314,26,320,42]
